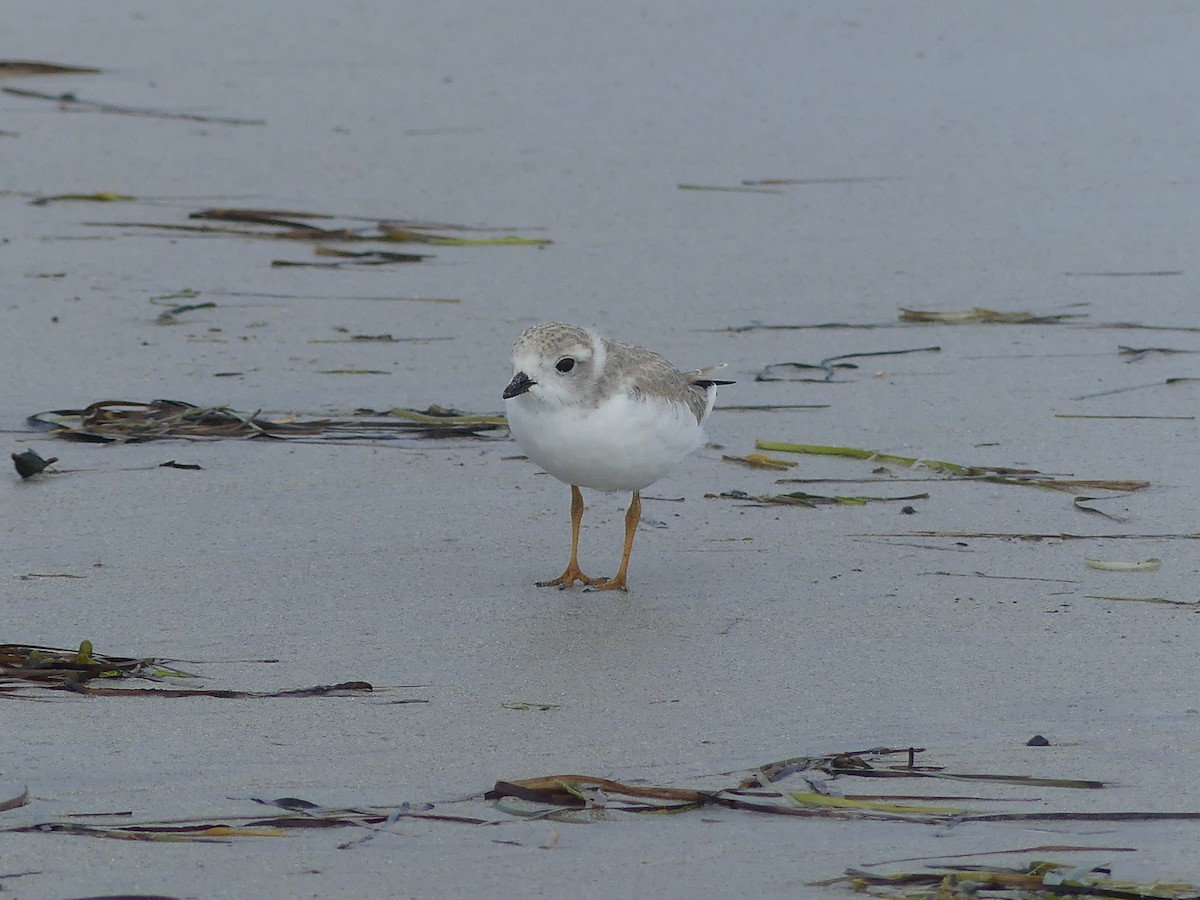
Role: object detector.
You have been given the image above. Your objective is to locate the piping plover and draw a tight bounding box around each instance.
[502,322,731,591]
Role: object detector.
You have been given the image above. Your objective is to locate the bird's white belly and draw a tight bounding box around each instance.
[506,391,704,492]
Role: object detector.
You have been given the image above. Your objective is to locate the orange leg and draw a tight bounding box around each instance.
[537,485,604,588]
[591,491,641,592]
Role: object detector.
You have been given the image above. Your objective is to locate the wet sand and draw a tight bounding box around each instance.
[4,3,1200,897]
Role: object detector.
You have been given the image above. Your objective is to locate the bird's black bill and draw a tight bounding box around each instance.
[502,371,535,399]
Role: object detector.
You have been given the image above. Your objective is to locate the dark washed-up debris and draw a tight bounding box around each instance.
[11,449,57,478]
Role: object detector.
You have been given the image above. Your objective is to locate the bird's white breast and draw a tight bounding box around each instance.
[506,388,706,492]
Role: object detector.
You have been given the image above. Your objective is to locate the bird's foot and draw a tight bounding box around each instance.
[584,574,629,592]
[536,563,604,590]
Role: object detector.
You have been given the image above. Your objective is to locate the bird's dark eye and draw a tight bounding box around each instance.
[556,357,575,373]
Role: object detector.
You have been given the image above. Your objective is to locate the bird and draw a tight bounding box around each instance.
[502,322,730,590]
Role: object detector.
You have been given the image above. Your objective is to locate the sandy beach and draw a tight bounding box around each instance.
[4,3,1200,897]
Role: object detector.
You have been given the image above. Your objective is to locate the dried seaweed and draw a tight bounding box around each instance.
[721,452,798,471]
[741,176,893,186]
[209,289,460,304]
[1098,322,1200,334]
[1,785,31,812]
[272,247,430,268]
[1073,496,1128,522]
[858,530,1200,542]
[56,681,378,699]
[1056,414,1194,421]
[11,820,286,842]
[91,221,349,241]
[1074,377,1200,401]
[713,310,1200,334]
[747,748,1106,790]
[27,400,505,443]
[868,845,1140,867]
[0,641,196,693]
[919,570,1079,585]
[0,641,393,701]
[488,747,1116,827]
[191,208,337,227]
[6,796,494,846]
[245,796,493,828]
[712,489,929,508]
[756,346,940,382]
[5,797,496,844]
[0,60,101,76]
[155,301,216,324]
[715,403,831,412]
[756,441,1149,494]
[1067,270,1183,277]
[28,191,136,206]
[1083,595,1200,607]
[1084,557,1161,572]
[376,223,550,246]
[2,86,263,125]
[148,288,217,324]
[676,183,783,194]
[310,333,454,344]
[1118,345,1199,362]
[706,321,898,333]
[81,208,549,267]
[899,307,1085,325]
[813,861,1199,899]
